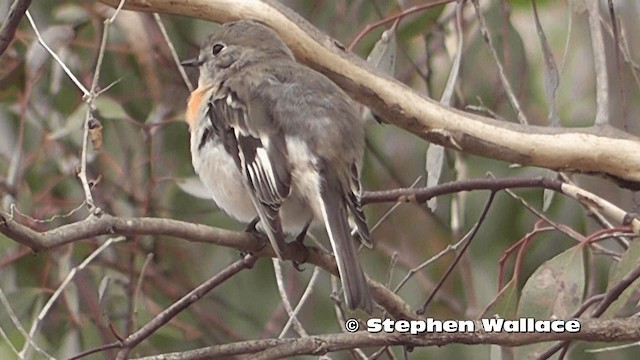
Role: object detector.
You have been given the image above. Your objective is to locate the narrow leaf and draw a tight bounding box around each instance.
[425,144,444,211]
[602,239,640,318]
[531,0,560,126]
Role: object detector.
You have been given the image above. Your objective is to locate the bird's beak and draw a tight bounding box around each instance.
[180,56,204,67]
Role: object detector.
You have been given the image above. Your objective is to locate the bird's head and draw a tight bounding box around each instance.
[181,20,294,88]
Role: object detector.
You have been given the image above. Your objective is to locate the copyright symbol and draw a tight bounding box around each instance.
[345,318,359,333]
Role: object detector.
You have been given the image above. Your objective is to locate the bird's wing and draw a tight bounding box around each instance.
[207,76,292,259]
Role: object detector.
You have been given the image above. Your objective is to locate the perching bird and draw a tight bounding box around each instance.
[181,20,372,312]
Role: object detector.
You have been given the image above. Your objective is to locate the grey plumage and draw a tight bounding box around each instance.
[184,20,372,312]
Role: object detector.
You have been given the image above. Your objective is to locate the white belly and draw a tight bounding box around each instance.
[192,136,314,234]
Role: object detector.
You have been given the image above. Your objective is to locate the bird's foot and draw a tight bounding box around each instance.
[243,217,260,233]
[240,217,268,257]
[292,221,311,271]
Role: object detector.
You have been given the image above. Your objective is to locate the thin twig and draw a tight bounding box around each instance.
[470,0,528,125]
[0,286,55,359]
[78,0,127,212]
[393,232,467,294]
[0,322,20,358]
[10,201,86,224]
[363,176,640,236]
[153,13,193,92]
[18,237,126,358]
[108,0,127,22]
[560,173,630,250]
[113,254,257,359]
[348,0,455,50]
[418,191,496,314]
[497,224,554,289]
[278,267,321,338]
[77,108,97,210]
[133,253,155,331]
[369,176,422,233]
[273,259,308,338]
[24,11,89,96]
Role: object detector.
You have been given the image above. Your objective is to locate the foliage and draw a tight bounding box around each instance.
[1,0,639,359]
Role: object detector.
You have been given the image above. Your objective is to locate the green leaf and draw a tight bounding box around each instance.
[0,288,46,329]
[366,25,397,77]
[542,170,557,211]
[517,245,585,317]
[364,24,397,124]
[602,238,640,318]
[94,96,130,120]
[481,278,519,320]
[515,245,586,359]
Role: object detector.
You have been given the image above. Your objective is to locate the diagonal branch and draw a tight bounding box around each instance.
[0,0,32,56]
[96,0,640,187]
[114,254,258,360]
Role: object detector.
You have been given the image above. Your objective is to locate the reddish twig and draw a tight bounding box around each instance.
[348,0,455,51]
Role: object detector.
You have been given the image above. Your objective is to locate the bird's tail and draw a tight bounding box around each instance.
[318,170,373,313]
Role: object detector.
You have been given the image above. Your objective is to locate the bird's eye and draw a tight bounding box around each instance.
[212,44,225,55]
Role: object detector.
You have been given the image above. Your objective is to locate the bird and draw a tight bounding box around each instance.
[181,19,372,312]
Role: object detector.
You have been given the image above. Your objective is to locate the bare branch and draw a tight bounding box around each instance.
[0,212,416,320]
[347,0,454,51]
[24,10,89,96]
[114,254,258,359]
[126,318,640,359]
[0,0,33,56]
[362,176,640,235]
[153,13,193,92]
[0,212,258,251]
[418,191,496,315]
[95,0,640,186]
[273,259,309,338]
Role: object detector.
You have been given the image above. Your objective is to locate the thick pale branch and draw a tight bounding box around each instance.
[96,0,640,187]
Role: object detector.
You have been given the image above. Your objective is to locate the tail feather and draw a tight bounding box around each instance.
[318,171,373,313]
[348,163,371,248]
[347,190,372,248]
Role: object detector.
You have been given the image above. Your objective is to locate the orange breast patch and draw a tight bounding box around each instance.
[186,86,210,129]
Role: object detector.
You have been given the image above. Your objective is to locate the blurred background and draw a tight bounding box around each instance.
[1,0,639,358]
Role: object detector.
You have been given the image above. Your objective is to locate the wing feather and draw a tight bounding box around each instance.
[207,80,292,258]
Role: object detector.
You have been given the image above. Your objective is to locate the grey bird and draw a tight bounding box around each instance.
[182,20,372,312]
